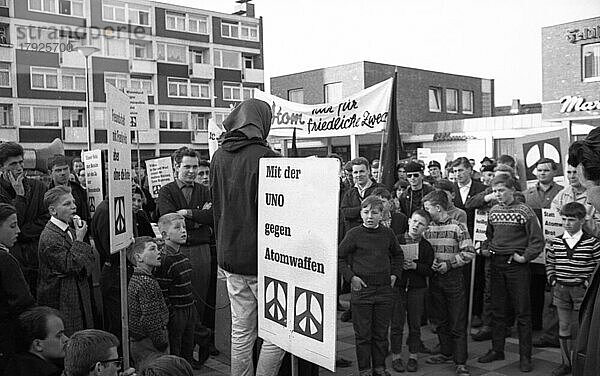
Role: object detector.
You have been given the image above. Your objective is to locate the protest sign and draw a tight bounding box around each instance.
[530,208,565,264]
[400,243,419,261]
[83,150,103,217]
[124,88,149,130]
[254,78,393,139]
[145,157,174,198]
[258,158,339,371]
[208,118,224,159]
[473,210,488,243]
[106,83,133,252]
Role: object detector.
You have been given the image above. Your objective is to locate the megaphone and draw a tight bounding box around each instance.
[23,138,64,172]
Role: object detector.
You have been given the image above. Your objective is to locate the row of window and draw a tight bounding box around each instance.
[429,87,474,114]
[26,0,259,42]
[288,82,344,104]
[0,103,226,131]
[30,67,85,91]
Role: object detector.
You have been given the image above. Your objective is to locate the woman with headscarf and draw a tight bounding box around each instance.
[568,127,600,376]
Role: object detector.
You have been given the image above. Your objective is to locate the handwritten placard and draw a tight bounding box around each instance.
[531,208,565,264]
[145,157,174,198]
[473,210,488,243]
[400,243,419,261]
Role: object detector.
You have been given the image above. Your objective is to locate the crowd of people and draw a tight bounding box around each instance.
[2,97,600,376]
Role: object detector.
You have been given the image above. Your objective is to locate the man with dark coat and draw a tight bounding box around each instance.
[397,162,434,217]
[210,98,285,375]
[0,142,49,295]
[341,157,385,231]
[451,157,488,326]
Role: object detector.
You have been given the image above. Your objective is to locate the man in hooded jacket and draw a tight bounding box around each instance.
[210,99,285,376]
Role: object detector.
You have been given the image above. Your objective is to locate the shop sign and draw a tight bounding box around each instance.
[559,95,600,113]
[566,25,600,44]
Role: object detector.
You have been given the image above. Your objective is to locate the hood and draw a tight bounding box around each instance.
[222,131,269,152]
[222,98,272,140]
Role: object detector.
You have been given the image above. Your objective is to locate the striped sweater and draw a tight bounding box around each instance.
[154,245,195,309]
[424,216,475,269]
[546,232,600,285]
[485,201,544,261]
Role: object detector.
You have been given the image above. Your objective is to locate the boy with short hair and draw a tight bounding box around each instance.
[127,236,169,369]
[434,179,467,226]
[546,202,600,376]
[37,185,95,335]
[422,190,475,376]
[371,187,408,236]
[339,196,403,376]
[154,213,197,366]
[390,209,435,373]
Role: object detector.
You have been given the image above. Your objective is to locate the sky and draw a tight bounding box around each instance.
[167,0,600,106]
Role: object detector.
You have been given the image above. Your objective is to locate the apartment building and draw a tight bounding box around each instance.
[0,0,263,160]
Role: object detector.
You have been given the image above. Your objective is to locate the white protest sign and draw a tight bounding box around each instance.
[208,118,224,159]
[258,158,339,371]
[125,88,149,130]
[417,148,431,162]
[106,83,133,252]
[473,210,488,243]
[145,157,174,198]
[254,78,393,139]
[532,208,565,264]
[83,150,103,217]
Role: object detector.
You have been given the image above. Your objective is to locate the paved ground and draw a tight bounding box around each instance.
[195,296,563,376]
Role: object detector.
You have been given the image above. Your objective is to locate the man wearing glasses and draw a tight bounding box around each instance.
[63,329,135,376]
[398,162,434,217]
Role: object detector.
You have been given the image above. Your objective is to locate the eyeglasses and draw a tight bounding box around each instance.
[406,173,421,178]
[92,357,123,371]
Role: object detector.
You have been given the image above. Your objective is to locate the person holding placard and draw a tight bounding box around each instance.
[546,202,600,376]
[339,196,403,376]
[390,209,434,373]
[477,175,544,372]
[422,190,474,376]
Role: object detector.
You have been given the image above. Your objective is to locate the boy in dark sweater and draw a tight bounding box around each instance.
[127,236,169,369]
[546,202,600,376]
[477,175,544,373]
[339,196,403,376]
[390,209,435,373]
[154,213,197,367]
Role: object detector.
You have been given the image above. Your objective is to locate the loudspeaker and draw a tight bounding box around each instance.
[22,138,64,172]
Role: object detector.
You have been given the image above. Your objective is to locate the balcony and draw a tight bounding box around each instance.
[243,68,264,84]
[60,51,86,68]
[189,63,214,80]
[0,44,13,62]
[130,59,157,74]
[136,129,159,144]
[192,130,208,144]
[64,127,88,143]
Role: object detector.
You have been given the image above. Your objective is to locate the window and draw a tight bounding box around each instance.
[102,0,126,22]
[102,1,150,25]
[128,5,150,26]
[159,111,188,129]
[221,21,258,41]
[157,43,187,64]
[130,77,153,94]
[94,108,105,128]
[214,49,240,69]
[583,43,600,81]
[0,104,12,127]
[20,106,59,127]
[167,77,209,98]
[29,0,83,16]
[91,36,127,58]
[20,26,54,45]
[223,83,252,101]
[324,82,342,103]
[192,113,208,131]
[243,56,254,69]
[0,24,9,44]
[189,15,208,34]
[214,113,228,126]
[0,63,9,87]
[166,11,186,31]
[62,107,85,127]
[190,50,207,64]
[446,88,458,113]
[428,87,441,112]
[31,67,58,89]
[0,0,8,7]
[462,90,474,114]
[104,73,128,90]
[61,69,85,91]
[131,40,152,59]
[166,11,207,34]
[288,89,304,104]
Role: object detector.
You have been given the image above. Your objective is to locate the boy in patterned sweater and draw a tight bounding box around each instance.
[127,236,169,369]
[546,202,600,376]
[154,213,198,367]
[477,175,544,372]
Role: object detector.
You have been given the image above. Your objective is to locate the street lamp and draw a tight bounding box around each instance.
[77,46,100,151]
